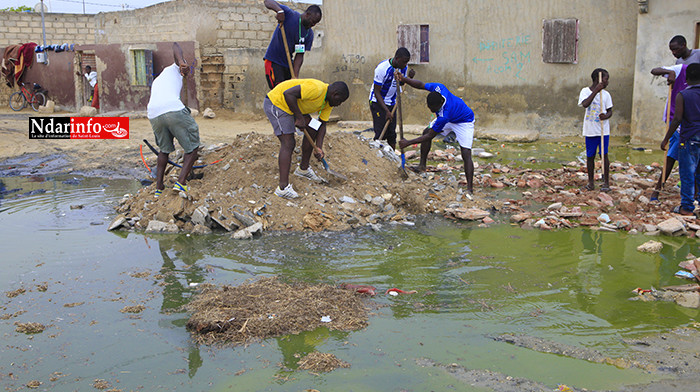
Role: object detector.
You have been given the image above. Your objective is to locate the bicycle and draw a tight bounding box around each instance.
[9,82,48,112]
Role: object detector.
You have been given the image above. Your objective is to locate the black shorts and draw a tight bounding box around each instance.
[265,59,292,90]
[370,101,396,147]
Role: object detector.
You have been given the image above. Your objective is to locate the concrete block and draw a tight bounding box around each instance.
[80,106,97,116]
[658,217,686,236]
[38,100,55,113]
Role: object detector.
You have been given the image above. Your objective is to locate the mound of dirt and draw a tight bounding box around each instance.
[113,131,497,234]
[110,129,699,237]
[185,277,369,346]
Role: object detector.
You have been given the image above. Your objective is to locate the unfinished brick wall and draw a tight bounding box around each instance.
[0,0,321,110]
[0,11,94,47]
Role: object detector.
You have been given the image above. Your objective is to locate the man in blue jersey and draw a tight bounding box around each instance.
[263,0,321,89]
[369,47,415,150]
[397,74,476,198]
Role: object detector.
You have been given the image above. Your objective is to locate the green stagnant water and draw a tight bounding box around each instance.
[1,141,697,391]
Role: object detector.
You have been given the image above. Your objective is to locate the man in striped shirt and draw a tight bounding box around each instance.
[369,48,415,150]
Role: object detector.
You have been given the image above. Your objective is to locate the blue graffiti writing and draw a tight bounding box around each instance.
[476,34,532,80]
[479,35,530,52]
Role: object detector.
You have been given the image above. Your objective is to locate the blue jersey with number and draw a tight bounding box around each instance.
[424,83,474,133]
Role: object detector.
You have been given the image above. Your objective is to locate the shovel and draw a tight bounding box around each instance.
[299,127,347,181]
[396,79,408,179]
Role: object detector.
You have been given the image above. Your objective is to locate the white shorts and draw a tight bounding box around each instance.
[430,119,474,149]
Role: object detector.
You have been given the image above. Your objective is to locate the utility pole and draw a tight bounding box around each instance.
[40,0,47,64]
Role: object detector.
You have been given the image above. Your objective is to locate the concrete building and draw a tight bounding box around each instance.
[0,0,698,144]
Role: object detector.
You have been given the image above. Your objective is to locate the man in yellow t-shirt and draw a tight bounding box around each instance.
[264,79,349,198]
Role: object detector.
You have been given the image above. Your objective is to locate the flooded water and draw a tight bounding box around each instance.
[0,142,696,391]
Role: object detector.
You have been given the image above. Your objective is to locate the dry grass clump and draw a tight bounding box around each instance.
[6,288,25,298]
[92,379,112,389]
[186,277,369,345]
[120,305,145,313]
[15,322,45,334]
[297,352,351,372]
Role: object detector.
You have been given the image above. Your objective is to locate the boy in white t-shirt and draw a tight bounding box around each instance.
[578,68,613,192]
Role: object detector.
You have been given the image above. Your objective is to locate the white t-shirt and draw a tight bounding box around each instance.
[147,63,185,119]
[84,71,97,87]
[578,87,613,137]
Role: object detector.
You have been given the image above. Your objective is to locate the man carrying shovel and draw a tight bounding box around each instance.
[263,0,321,89]
[264,78,349,199]
[369,47,415,150]
[396,74,477,199]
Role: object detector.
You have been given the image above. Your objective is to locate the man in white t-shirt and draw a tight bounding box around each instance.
[76,65,98,108]
[578,68,613,192]
[147,42,200,197]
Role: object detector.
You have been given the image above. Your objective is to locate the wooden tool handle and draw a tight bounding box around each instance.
[279,23,296,79]
[377,104,399,141]
[397,85,404,152]
[662,85,673,183]
[598,71,605,156]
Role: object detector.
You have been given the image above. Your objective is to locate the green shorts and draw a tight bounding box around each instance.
[149,108,200,154]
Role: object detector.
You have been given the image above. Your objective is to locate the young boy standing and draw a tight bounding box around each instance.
[661,63,700,216]
[578,68,613,191]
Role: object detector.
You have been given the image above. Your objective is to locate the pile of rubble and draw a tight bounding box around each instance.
[108,131,699,238]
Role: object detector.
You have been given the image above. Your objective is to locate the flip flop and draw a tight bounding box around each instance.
[601,186,611,193]
[154,189,162,198]
[173,181,188,193]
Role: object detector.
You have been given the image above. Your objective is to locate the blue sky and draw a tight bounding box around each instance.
[6,0,320,14]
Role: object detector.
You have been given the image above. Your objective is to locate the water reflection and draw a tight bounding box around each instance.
[155,235,208,377]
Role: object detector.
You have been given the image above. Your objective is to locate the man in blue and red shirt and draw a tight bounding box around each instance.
[263,0,321,89]
[397,74,477,198]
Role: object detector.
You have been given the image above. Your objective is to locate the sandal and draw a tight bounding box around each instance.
[154,189,162,198]
[173,181,188,193]
[672,205,695,216]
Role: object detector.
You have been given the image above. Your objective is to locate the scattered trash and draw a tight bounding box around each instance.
[386,288,417,295]
[320,316,332,323]
[675,270,696,280]
[340,283,377,296]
